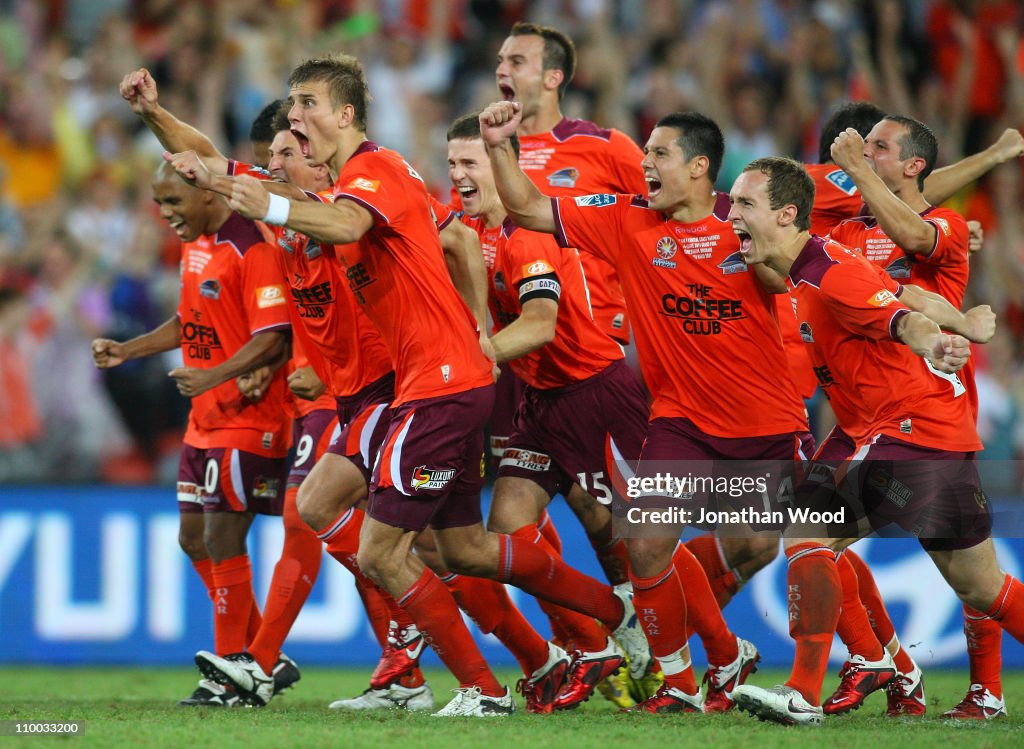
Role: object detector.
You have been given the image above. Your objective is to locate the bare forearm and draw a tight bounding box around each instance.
[847,166,935,254]
[491,317,554,363]
[122,317,181,360]
[487,140,556,233]
[284,200,370,245]
[205,331,289,388]
[896,311,943,357]
[925,151,999,205]
[141,106,225,164]
[898,285,965,333]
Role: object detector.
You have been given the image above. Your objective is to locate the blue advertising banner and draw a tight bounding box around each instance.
[0,486,1021,670]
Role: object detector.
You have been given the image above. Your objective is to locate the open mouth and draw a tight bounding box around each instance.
[168,219,188,239]
[736,230,753,255]
[498,83,516,102]
[292,129,311,159]
[457,185,479,203]
[646,177,662,199]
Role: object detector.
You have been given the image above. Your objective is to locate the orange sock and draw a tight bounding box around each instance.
[355,575,392,648]
[318,507,364,559]
[512,524,609,651]
[443,573,549,675]
[248,486,323,673]
[630,563,696,693]
[537,509,562,554]
[398,567,503,695]
[672,542,738,665]
[245,592,262,647]
[842,550,910,665]
[783,543,841,706]
[834,553,884,661]
[985,573,1024,644]
[211,554,256,656]
[964,605,1003,698]
[684,534,740,608]
[192,557,216,593]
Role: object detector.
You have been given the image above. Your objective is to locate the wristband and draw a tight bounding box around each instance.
[263,193,290,225]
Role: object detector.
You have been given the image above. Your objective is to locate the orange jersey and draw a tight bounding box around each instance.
[552,192,807,437]
[520,119,646,344]
[805,163,864,236]
[177,212,292,456]
[227,161,395,401]
[786,235,980,452]
[331,142,492,405]
[828,207,970,307]
[462,215,623,389]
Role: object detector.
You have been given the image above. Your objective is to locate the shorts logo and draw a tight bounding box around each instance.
[547,167,579,188]
[799,321,814,343]
[499,449,552,472]
[347,177,380,192]
[411,466,456,490]
[885,256,912,279]
[489,435,509,458]
[440,364,450,383]
[933,217,951,237]
[612,312,625,330]
[652,236,677,269]
[574,193,616,208]
[199,279,221,300]
[825,168,858,196]
[867,290,898,307]
[717,251,749,275]
[257,285,287,308]
[252,477,280,499]
[900,418,912,434]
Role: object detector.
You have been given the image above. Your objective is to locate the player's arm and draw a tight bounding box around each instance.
[490,298,557,363]
[91,316,181,368]
[831,129,936,255]
[219,175,372,244]
[165,151,310,202]
[480,102,557,234]
[897,285,995,343]
[895,312,971,374]
[169,330,290,398]
[120,68,228,174]
[440,218,489,330]
[923,128,1024,205]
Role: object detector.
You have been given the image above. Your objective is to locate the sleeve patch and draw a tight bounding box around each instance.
[825,169,858,196]
[867,289,898,307]
[256,285,287,308]
[574,193,617,207]
[932,217,951,236]
[523,260,555,276]
[347,177,380,192]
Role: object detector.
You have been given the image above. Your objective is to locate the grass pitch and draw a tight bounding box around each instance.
[1,667,1021,748]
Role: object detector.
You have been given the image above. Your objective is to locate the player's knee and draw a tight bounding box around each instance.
[355,542,396,586]
[627,537,674,577]
[178,530,207,561]
[203,527,246,563]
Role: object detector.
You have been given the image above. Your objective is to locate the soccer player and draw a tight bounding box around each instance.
[726,156,1024,727]
[91,162,292,707]
[120,70,435,709]
[447,112,659,710]
[481,102,812,713]
[490,24,645,615]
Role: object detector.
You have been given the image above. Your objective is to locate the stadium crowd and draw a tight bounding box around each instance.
[0,0,1022,484]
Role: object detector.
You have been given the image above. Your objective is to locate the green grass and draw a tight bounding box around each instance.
[0,667,1022,748]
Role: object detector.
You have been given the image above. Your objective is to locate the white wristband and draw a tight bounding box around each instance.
[263,193,290,225]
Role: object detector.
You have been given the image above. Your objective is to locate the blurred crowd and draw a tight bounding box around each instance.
[0,0,1022,484]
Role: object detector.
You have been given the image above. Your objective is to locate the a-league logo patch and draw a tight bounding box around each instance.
[411,466,456,490]
[652,236,677,269]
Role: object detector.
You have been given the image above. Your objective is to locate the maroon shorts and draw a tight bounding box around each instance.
[368,384,494,532]
[177,443,286,515]
[488,366,526,466]
[497,359,648,502]
[810,433,991,551]
[324,373,395,483]
[287,408,341,486]
[629,417,815,533]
